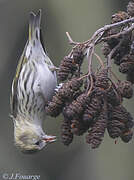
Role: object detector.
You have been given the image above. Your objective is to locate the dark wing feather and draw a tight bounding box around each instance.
[10,41,28,118]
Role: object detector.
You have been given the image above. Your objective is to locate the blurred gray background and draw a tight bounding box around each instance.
[0,0,134,180]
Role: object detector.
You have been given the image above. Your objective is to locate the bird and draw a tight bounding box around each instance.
[10,10,57,153]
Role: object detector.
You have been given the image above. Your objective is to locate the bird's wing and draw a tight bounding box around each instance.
[10,41,28,118]
[37,58,57,103]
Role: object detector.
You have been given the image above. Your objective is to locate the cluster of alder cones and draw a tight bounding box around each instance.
[46,0,134,149]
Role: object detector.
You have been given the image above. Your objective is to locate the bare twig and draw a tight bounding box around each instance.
[86,45,95,96]
[64,17,134,86]
[108,78,122,103]
[66,32,79,45]
[94,52,104,68]
[101,23,134,42]
[87,44,94,74]
[87,74,93,96]
[88,17,134,43]
[66,17,134,48]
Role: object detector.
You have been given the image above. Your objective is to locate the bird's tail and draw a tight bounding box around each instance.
[29,9,41,42]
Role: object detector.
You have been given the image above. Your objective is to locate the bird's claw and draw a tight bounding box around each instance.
[50,66,60,72]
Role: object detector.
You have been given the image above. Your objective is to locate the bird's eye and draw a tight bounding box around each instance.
[35,141,40,146]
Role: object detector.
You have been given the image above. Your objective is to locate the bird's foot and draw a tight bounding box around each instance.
[50,66,60,72]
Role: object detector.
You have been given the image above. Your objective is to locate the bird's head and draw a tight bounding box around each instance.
[14,120,56,154]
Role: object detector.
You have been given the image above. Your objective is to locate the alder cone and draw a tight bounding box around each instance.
[121,130,133,143]
[86,110,107,149]
[58,56,77,81]
[73,44,85,65]
[61,119,73,146]
[118,80,133,99]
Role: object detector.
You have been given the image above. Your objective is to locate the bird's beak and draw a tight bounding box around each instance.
[42,135,56,143]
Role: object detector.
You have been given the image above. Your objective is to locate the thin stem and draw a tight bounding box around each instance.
[101,23,134,42]
[78,73,89,80]
[66,32,79,45]
[108,78,122,103]
[66,17,134,48]
[87,44,94,74]
[94,52,104,68]
[89,17,134,43]
[86,45,95,96]
[87,74,93,96]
